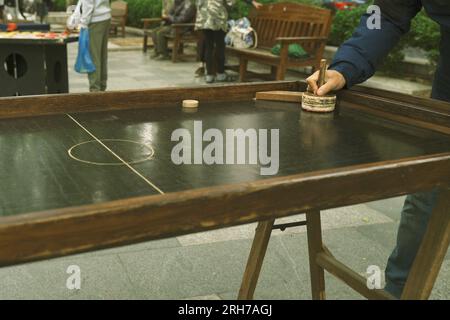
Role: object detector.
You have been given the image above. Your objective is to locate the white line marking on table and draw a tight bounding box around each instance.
[66,113,165,195]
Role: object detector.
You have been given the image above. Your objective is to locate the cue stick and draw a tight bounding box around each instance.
[318,59,327,89]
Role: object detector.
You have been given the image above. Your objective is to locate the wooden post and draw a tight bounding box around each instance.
[306,210,326,300]
[239,57,248,82]
[238,219,275,299]
[275,44,289,80]
[401,187,450,299]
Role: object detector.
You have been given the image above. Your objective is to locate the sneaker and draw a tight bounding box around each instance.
[205,75,215,83]
[216,73,228,82]
[155,54,170,61]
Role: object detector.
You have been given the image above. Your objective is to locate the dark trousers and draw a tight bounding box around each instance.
[384,27,450,299]
[151,25,172,56]
[203,29,225,75]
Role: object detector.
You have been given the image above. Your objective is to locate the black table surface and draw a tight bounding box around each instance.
[0,100,449,217]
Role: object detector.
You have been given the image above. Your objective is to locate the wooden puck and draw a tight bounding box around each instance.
[301,92,336,113]
[182,99,199,109]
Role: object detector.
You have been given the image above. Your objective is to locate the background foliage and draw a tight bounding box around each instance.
[53,0,440,69]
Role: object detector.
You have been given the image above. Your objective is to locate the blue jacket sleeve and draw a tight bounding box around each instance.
[330,0,422,88]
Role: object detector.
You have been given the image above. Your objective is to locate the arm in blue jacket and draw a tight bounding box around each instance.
[330,0,422,88]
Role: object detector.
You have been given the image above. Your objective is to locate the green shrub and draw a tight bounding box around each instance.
[328,2,369,46]
[329,2,439,72]
[52,0,69,11]
[409,11,440,67]
[124,0,163,27]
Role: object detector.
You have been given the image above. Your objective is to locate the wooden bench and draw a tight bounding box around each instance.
[142,18,200,63]
[110,0,128,37]
[226,2,333,81]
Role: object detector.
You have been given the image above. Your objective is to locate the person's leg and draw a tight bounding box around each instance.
[384,189,439,298]
[431,28,450,102]
[214,30,226,75]
[150,26,162,57]
[156,26,171,58]
[203,29,215,83]
[100,19,110,91]
[88,21,103,92]
[385,29,450,299]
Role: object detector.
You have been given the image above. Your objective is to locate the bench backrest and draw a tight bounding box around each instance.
[249,2,333,51]
[111,0,128,19]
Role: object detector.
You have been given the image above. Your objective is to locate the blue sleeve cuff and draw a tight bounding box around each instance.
[329,62,360,89]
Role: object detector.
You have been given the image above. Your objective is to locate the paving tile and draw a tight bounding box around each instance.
[116,236,322,299]
[365,196,406,222]
[430,260,450,300]
[177,204,392,246]
[66,237,181,259]
[0,254,139,299]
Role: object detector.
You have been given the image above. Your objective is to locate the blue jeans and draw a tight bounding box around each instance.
[384,190,439,298]
[385,26,450,299]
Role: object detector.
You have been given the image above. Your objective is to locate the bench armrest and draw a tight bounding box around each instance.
[141,18,162,23]
[141,18,162,29]
[275,36,328,44]
[171,23,195,28]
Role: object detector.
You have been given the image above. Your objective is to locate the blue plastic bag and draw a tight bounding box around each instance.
[74,28,96,73]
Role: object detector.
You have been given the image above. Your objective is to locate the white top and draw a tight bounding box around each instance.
[80,0,111,28]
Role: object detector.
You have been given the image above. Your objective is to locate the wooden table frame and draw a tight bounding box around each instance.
[0,81,448,300]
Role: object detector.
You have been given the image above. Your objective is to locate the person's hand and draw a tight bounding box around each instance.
[252,1,263,9]
[306,70,346,96]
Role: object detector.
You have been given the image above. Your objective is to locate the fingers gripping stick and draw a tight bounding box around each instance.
[302,59,336,113]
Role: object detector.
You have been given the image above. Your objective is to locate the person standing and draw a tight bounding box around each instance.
[36,0,52,23]
[195,0,262,83]
[151,0,196,60]
[80,0,111,92]
[306,0,450,298]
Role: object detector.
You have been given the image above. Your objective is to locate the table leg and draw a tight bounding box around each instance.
[401,187,450,300]
[306,210,326,300]
[238,219,275,300]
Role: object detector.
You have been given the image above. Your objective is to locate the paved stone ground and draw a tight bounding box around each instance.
[0,42,447,300]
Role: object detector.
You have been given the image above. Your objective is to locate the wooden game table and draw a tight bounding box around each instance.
[0,31,78,96]
[0,81,448,300]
